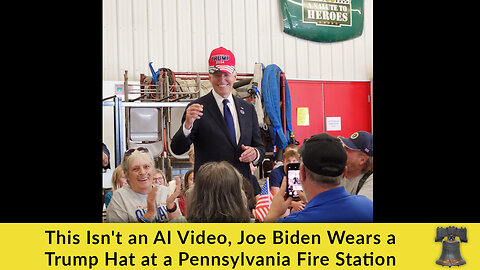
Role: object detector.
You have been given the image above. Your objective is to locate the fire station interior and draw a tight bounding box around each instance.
[101,0,374,222]
[99,0,477,224]
[101,63,373,221]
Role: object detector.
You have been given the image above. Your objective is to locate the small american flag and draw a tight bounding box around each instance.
[253,178,274,222]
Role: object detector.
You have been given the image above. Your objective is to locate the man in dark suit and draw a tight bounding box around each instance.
[171,47,265,188]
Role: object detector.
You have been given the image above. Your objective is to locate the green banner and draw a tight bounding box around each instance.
[280,0,364,42]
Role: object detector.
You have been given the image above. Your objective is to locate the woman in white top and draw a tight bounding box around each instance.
[106,147,180,223]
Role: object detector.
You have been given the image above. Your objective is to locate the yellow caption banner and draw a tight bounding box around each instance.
[0,223,478,269]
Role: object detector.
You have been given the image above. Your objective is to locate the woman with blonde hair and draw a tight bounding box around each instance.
[153,168,168,187]
[104,165,128,208]
[177,169,194,215]
[186,161,252,223]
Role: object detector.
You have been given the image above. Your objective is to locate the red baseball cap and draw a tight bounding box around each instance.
[208,47,235,74]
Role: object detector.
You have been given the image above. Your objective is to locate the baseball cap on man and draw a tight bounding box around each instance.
[339,131,373,157]
[208,47,236,74]
[298,133,347,177]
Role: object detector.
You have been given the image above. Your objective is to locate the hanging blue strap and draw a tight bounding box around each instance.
[252,85,260,97]
[272,126,280,156]
[262,64,294,151]
[149,62,161,84]
[283,76,294,141]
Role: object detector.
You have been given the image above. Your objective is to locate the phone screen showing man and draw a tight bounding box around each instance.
[287,167,301,197]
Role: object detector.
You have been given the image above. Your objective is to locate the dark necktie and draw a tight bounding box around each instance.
[223,99,236,144]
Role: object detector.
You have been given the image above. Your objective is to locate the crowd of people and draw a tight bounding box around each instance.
[102,129,373,223]
[102,46,373,223]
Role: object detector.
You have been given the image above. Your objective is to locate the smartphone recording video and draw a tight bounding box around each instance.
[286,163,301,198]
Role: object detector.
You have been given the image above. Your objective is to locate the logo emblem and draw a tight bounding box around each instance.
[280,0,364,42]
[211,54,230,63]
[435,226,467,267]
[350,132,359,139]
[303,0,352,27]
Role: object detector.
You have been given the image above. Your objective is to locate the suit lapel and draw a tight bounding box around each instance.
[205,92,237,147]
[204,92,223,125]
[233,96,247,145]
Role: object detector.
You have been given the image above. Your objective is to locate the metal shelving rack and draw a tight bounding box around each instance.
[103,69,255,178]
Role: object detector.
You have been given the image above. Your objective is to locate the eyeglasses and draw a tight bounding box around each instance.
[211,71,235,78]
[124,147,149,157]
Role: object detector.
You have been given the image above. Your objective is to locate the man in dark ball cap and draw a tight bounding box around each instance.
[339,131,373,202]
[264,133,373,223]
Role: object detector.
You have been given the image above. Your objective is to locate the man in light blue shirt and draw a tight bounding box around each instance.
[264,133,373,223]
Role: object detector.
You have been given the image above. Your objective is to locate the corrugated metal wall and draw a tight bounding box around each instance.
[103,0,372,81]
